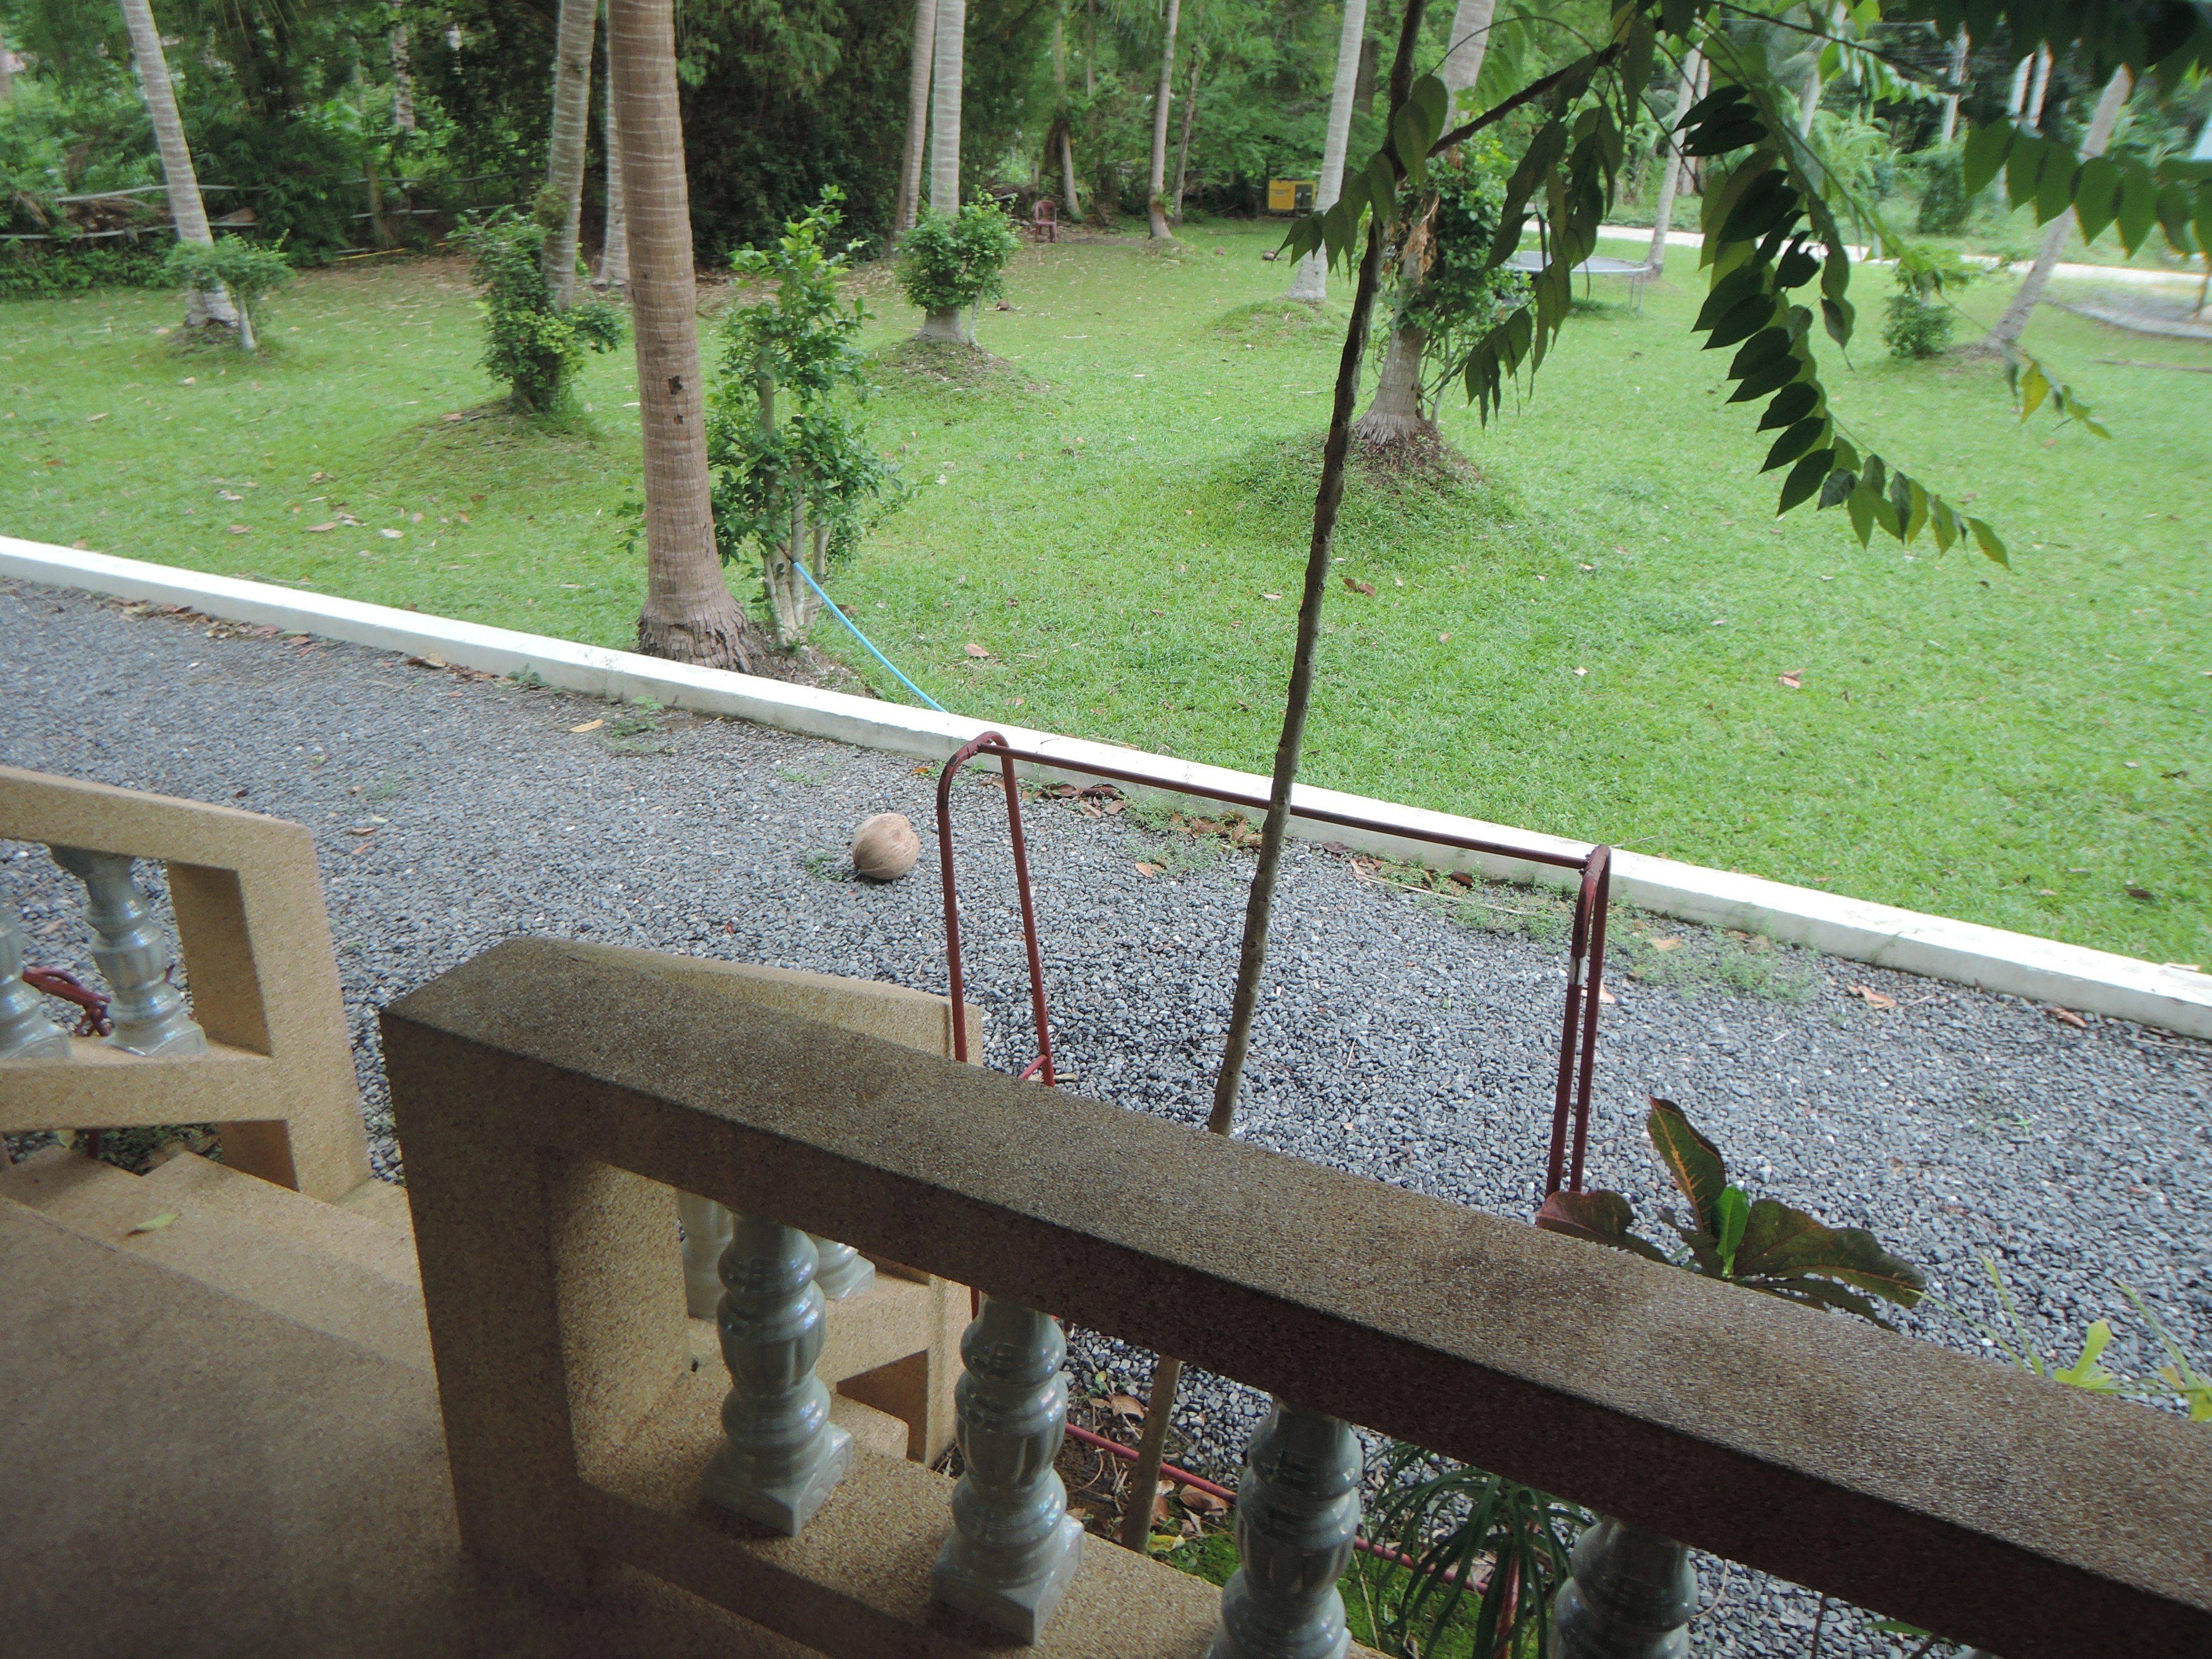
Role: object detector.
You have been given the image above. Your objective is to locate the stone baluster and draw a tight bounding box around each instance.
[677,1192,733,1319]
[808,1233,875,1301]
[932,1295,1084,1641]
[701,1212,851,1534]
[1551,1516,1698,1659]
[680,1192,872,1316]
[0,898,71,1060]
[48,848,206,1056]
[1209,1400,1361,1659]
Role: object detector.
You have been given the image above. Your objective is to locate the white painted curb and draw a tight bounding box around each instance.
[6,536,2207,1040]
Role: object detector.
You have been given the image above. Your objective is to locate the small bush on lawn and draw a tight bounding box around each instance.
[896,196,1020,321]
[453,210,624,410]
[163,236,294,348]
[1883,246,1976,361]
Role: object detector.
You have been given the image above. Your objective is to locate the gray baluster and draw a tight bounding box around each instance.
[1551,1516,1698,1659]
[932,1296,1084,1641]
[0,899,71,1060]
[48,848,205,1056]
[678,1191,732,1319]
[701,1212,851,1534]
[809,1233,875,1300]
[1209,1400,1361,1659]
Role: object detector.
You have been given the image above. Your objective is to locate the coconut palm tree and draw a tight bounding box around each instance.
[542,0,597,310]
[896,0,937,240]
[608,0,773,670]
[117,0,239,335]
[1645,48,1702,275]
[593,11,628,289]
[928,0,965,216]
[1145,0,1182,238]
[1350,0,1493,446]
[1984,68,2131,353]
[1288,0,1368,303]
[389,25,416,131]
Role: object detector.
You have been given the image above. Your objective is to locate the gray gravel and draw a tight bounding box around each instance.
[5,578,2208,1657]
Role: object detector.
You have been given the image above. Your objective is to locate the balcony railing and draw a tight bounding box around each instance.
[383,937,2211,1659]
[1,765,372,1202]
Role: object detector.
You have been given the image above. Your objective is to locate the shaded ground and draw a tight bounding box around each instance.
[4,580,2207,1656]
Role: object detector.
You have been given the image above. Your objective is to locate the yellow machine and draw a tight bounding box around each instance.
[1267,178,1317,214]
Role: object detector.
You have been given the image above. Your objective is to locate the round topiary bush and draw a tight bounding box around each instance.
[896,196,1019,346]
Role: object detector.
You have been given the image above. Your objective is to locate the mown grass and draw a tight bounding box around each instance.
[4,225,2205,964]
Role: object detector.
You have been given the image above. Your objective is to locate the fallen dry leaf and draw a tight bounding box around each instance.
[305,521,339,532]
[2048,1006,2088,1029]
[444,411,464,422]
[1778,670,1804,690]
[87,411,109,422]
[1343,576,1377,597]
[1438,631,1452,643]
[1107,1395,1145,1420]
[406,654,447,670]
[1848,985,1898,1011]
[227,524,250,535]
[2126,885,2155,901]
[127,1211,178,1235]
[1597,982,1617,1006]
[379,528,404,540]
[1180,1485,1228,1515]
[346,825,379,837]
[964,641,992,659]
[218,489,244,502]
[570,719,605,733]
[1261,592,1282,601]
[1647,935,1684,953]
[1134,862,1163,878]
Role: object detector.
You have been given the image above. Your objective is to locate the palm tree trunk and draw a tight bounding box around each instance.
[1351,0,1491,447]
[922,0,968,341]
[118,0,238,332]
[1171,49,1201,225]
[542,0,597,310]
[1289,0,1367,302]
[609,0,773,671]
[1798,58,1821,135]
[2005,53,2032,116]
[390,26,416,131]
[895,0,937,240]
[1145,0,1181,239]
[1060,125,1082,220]
[1985,68,2131,353]
[1646,47,1700,275]
[1121,0,1428,1558]
[0,26,13,102]
[594,13,629,290]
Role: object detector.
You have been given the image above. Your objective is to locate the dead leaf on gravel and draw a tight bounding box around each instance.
[569,719,604,733]
[1848,985,1897,1010]
[1135,862,1163,877]
[2048,1006,2088,1029]
[1647,935,1683,952]
[406,654,447,669]
[1343,576,1376,597]
[1597,982,1617,1005]
[1107,1395,1145,1420]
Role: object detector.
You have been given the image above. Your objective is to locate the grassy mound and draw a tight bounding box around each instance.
[1187,434,1515,562]
[1209,298,1345,346]
[869,337,1042,395]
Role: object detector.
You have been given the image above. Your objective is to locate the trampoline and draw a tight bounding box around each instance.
[1505,249,1651,311]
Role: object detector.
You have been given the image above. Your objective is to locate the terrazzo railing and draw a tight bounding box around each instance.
[0,766,371,1200]
[382,937,2211,1659]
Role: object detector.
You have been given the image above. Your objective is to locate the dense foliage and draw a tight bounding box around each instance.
[706,191,900,642]
[453,211,623,410]
[895,196,1021,315]
[1390,136,1529,400]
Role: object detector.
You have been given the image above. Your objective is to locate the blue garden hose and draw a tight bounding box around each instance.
[792,562,948,714]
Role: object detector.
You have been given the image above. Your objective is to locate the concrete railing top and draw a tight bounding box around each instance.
[384,938,2211,1659]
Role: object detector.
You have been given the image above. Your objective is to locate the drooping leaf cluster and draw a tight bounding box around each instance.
[706,191,900,589]
[1537,1098,1927,1327]
[895,195,1022,315]
[452,210,624,411]
[1280,0,2212,562]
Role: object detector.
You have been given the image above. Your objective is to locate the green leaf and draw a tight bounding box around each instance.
[1776,446,1833,512]
[2117,163,2159,255]
[1728,354,1804,403]
[1931,499,1958,552]
[1846,482,1876,546]
[1410,73,1448,147]
[1727,326,1792,380]
[1683,117,1765,158]
[1775,244,1819,288]
[1905,480,1929,544]
[1705,293,1777,349]
[2034,154,2078,225]
[1645,1098,1728,1233]
[1818,467,1856,510]
[2018,361,2050,420]
[1962,120,2012,198]
[1533,1190,1673,1263]
[1820,294,1854,348]
[1763,417,1827,472]
[1757,382,1820,430]
[1714,1186,1750,1278]
[1967,515,2009,566]
[1695,266,1767,332]
[1678,83,1752,131]
[1718,171,1798,246]
[1394,105,1431,184]
[1661,0,1695,36]
[2074,156,2123,244]
[2005,134,2047,210]
[1731,1199,1926,1306]
[2157,182,2199,255]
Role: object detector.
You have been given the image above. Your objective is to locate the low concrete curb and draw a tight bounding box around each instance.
[7,536,2208,1040]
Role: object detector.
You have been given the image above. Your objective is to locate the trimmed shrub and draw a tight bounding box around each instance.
[453,210,624,410]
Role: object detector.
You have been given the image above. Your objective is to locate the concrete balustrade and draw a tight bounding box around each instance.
[1211,1401,1362,1659]
[0,898,71,1061]
[382,937,2212,1659]
[1552,1518,1698,1659]
[1,766,369,1200]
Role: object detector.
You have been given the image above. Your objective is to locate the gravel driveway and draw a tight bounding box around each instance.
[6,577,2206,1657]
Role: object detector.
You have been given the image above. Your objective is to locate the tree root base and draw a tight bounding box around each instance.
[635,607,779,676]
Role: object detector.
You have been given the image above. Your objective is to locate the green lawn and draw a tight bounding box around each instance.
[4,227,2206,964]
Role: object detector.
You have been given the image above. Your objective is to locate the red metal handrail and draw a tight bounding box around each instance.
[936,734,1613,1197]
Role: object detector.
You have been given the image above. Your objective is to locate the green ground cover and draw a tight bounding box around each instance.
[4,227,2205,964]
